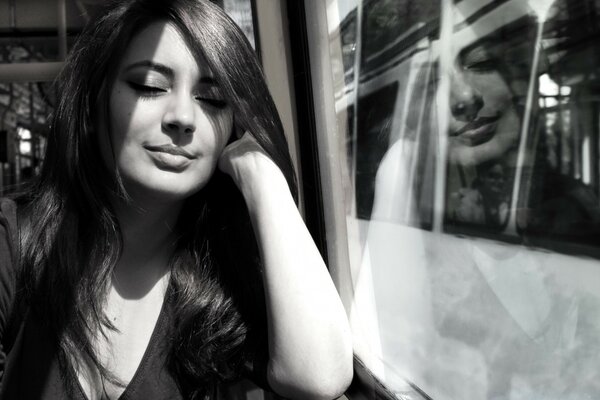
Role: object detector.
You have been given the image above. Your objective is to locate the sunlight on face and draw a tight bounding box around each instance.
[446,40,521,167]
[441,4,535,168]
[101,21,233,204]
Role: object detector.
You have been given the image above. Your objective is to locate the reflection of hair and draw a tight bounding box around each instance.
[474,158,507,177]
[458,15,538,98]
[17,0,296,396]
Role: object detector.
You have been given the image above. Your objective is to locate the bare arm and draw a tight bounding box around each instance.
[219,132,353,399]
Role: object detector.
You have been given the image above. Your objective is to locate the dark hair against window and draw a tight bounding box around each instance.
[17,0,297,397]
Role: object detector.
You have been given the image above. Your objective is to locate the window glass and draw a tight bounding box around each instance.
[322,0,600,398]
[221,0,258,49]
[355,83,399,219]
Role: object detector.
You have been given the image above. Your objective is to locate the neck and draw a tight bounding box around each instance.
[115,199,181,248]
[110,196,184,300]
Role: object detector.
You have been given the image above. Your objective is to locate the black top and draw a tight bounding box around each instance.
[0,198,268,399]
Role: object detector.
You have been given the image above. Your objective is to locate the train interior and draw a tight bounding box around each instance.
[1,0,599,399]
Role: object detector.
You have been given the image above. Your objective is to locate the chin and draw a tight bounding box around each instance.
[121,175,209,205]
[449,141,512,167]
[448,144,480,167]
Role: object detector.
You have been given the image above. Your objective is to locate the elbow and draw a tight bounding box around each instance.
[269,341,354,399]
[270,365,353,400]
[303,378,352,400]
[305,355,353,400]
[326,343,354,399]
[303,333,354,399]
[312,360,353,400]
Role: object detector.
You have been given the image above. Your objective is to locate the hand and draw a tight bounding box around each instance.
[449,188,485,223]
[218,131,285,198]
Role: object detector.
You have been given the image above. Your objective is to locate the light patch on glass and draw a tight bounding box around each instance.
[539,73,559,96]
[17,126,32,155]
[17,126,31,140]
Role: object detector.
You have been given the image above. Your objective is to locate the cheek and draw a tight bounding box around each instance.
[108,90,157,168]
[109,89,136,144]
[475,74,514,113]
[495,109,520,149]
[100,87,150,176]
[203,108,234,154]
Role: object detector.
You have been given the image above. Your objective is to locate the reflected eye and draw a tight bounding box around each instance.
[464,59,497,73]
[127,81,167,97]
[460,44,498,73]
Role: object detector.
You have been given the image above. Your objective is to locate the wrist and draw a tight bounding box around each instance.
[233,155,289,194]
[236,161,291,211]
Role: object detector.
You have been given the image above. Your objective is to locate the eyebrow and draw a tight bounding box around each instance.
[123,60,219,86]
[124,60,174,79]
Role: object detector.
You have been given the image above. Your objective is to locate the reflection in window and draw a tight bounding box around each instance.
[339,8,357,85]
[325,0,600,399]
[515,1,600,249]
[355,83,398,219]
[442,4,600,253]
[444,16,538,236]
[361,0,439,71]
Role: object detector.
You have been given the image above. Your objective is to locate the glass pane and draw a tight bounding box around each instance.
[443,1,600,253]
[444,13,538,235]
[322,0,600,398]
[222,0,258,49]
[355,82,399,219]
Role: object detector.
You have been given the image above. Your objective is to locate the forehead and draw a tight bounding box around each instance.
[118,21,211,76]
[428,2,535,60]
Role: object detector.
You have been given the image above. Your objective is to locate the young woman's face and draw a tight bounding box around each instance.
[445,42,521,167]
[102,21,233,203]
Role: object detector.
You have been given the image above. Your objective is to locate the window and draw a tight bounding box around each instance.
[308,0,600,398]
[0,0,78,192]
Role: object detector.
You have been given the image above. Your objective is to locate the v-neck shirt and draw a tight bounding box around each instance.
[0,198,269,399]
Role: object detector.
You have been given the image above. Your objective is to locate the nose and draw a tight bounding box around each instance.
[450,69,484,122]
[162,93,196,136]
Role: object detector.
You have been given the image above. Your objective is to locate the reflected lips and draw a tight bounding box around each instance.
[451,115,500,146]
[144,144,196,170]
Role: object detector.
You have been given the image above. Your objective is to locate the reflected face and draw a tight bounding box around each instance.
[101,21,233,203]
[446,43,521,167]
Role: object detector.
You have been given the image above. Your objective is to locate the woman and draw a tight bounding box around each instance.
[444,11,600,241]
[0,0,352,399]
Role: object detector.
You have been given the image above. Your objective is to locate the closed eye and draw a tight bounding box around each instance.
[195,96,227,109]
[127,81,167,97]
[464,59,497,72]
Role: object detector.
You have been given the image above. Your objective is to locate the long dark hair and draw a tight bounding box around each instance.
[17,0,297,397]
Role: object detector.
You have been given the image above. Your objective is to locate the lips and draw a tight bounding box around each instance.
[144,144,196,159]
[450,115,500,146]
[144,144,196,170]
